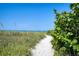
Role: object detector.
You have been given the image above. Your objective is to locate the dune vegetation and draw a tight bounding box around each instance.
[48,3,79,56]
[0,31,46,56]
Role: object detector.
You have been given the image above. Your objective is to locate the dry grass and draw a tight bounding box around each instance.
[0,31,46,56]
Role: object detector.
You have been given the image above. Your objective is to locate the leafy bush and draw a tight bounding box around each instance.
[48,3,79,56]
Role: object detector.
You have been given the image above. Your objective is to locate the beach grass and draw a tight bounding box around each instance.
[0,31,46,56]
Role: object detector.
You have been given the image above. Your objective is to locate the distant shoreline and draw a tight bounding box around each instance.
[0,30,48,32]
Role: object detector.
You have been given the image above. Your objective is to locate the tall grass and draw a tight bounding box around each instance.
[0,31,46,56]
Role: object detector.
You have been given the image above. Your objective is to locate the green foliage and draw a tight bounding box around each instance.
[48,3,79,56]
[0,31,45,56]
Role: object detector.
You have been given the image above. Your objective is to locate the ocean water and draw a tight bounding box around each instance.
[0,30,47,32]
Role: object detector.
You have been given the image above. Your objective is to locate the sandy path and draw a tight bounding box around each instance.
[31,35,54,56]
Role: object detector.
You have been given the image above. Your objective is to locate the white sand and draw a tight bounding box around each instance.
[31,35,54,56]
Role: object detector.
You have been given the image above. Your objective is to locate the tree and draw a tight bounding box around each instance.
[48,3,79,56]
[0,23,4,30]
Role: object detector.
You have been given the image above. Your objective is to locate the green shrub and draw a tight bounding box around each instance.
[48,3,79,56]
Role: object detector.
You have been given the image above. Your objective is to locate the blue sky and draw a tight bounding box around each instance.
[0,3,70,31]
